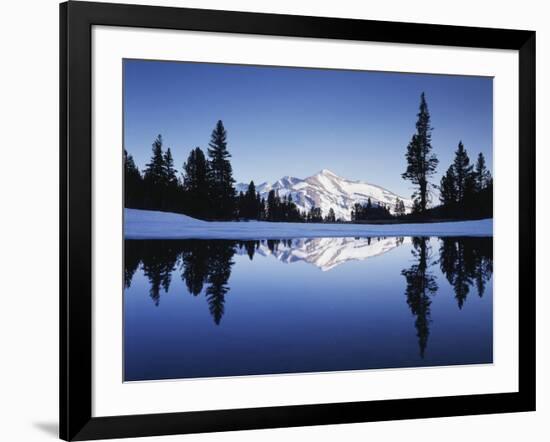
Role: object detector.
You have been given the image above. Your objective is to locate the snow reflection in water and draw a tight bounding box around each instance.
[124,236,493,381]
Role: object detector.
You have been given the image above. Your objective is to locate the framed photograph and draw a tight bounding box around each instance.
[60,1,536,440]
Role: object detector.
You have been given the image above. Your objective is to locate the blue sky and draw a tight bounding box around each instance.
[124,59,492,197]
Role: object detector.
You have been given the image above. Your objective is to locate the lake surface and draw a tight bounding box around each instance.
[124,236,493,381]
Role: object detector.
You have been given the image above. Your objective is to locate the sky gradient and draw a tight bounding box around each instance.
[124,59,492,198]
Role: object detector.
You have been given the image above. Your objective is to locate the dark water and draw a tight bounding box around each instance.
[124,236,493,381]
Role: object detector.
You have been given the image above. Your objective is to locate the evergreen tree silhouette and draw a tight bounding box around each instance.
[204,241,235,325]
[236,191,246,219]
[140,240,179,306]
[124,149,144,208]
[124,240,143,288]
[163,147,180,211]
[474,152,492,192]
[394,197,406,216]
[439,164,458,207]
[244,181,257,219]
[439,237,493,308]
[475,247,493,298]
[436,148,493,219]
[402,93,439,214]
[257,194,265,220]
[308,206,323,222]
[143,135,167,210]
[163,148,177,186]
[244,241,256,260]
[266,189,276,221]
[183,147,210,218]
[452,141,474,205]
[180,241,210,296]
[401,237,438,358]
[207,120,236,219]
[266,239,280,253]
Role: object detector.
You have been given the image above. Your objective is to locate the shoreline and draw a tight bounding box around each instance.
[125,209,493,240]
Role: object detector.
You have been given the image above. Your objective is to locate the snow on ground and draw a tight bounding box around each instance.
[125,209,493,240]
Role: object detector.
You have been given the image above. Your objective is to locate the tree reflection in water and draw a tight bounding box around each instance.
[438,237,493,308]
[124,236,492,333]
[401,236,493,358]
[401,237,438,358]
[125,240,236,324]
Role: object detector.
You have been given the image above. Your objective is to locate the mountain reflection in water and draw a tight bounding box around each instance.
[124,236,493,381]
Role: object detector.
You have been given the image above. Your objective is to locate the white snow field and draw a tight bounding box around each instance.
[125,209,493,240]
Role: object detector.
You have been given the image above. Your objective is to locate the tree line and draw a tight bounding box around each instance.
[402,236,493,357]
[401,92,493,220]
[125,120,237,220]
[351,198,401,221]
[349,92,492,222]
[126,93,493,223]
[125,235,493,338]
[125,239,235,325]
[125,120,344,223]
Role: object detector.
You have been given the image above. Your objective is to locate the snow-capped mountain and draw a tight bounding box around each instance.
[237,236,408,271]
[236,169,413,221]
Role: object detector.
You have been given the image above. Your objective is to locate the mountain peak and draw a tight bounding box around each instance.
[317,168,339,178]
[237,169,412,220]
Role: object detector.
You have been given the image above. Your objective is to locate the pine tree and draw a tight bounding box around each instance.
[453,141,474,203]
[402,93,439,214]
[143,135,167,210]
[124,149,143,208]
[394,197,406,217]
[439,164,458,206]
[325,208,336,223]
[267,189,277,221]
[183,147,209,218]
[474,152,491,192]
[207,120,236,219]
[163,147,180,211]
[401,237,438,357]
[204,242,234,325]
[308,206,323,222]
[163,148,177,186]
[237,191,246,219]
[351,202,364,222]
[144,135,165,186]
[258,195,266,220]
[244,181,257,219]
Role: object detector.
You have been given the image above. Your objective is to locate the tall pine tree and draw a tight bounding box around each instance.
[143,135,165,186]
[183,147,209,218]
[207,120,236,219]
[163,148,178,186]
[143,135,167,210]
[402,93,439,214]
[163,147,180,211]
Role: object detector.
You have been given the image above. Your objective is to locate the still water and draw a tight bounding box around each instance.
[124,236,493,381]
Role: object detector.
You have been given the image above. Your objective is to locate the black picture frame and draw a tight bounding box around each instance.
[60,1,536,440]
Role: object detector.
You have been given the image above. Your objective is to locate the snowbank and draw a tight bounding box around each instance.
[125,209,493,240]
